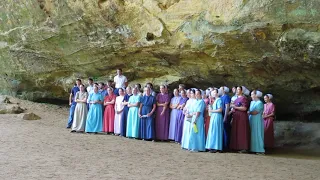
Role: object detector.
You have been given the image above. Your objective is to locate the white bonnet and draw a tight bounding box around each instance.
[223,86,229,93]
[266,94,273,99]
[256,90,263,98]
[242,86,250,96]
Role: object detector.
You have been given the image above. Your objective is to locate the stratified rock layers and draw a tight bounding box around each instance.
[0,0,319,120]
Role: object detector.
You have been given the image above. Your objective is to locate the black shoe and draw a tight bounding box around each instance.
[70,130,76,133]
[66,126,71,129]
[210,150,217,153]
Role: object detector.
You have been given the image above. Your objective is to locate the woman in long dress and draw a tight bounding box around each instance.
[188,90,206,152]
[174,90,188,143]
[181,89,196,149]
[103,87,116,134]
[168,89,181,140]
[139,87,156,140]
[126,87,141,138]
[114,88,125,135]
[263,94,275,149]
[249,90,265,154]
[71,84,88,133]
[206,89,223,152]
[230,86,250,153]
[155,85,170,141]
[85,85,103,133]
[120,86,132,137]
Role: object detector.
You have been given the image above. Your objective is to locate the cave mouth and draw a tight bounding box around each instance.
[34,98,69,107]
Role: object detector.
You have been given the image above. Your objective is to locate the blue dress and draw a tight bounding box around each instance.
[181,99,195,149]
[249,100,265,153]
[205,98,224,151]
[126,95,141,138]
[220,94,231,150]
[85,92,103,133]
[188,99,206,151]
[168,96,181,140]
[120,94,132,136]
[139,95,156,140]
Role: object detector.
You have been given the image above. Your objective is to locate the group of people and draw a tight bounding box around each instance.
[66,69,275,154]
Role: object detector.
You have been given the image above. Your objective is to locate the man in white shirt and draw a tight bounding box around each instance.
[113,68,128,95]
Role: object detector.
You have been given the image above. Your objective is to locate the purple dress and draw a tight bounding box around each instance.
[168,96,182,140]
[174,97,189,143]
[155,93,170,140]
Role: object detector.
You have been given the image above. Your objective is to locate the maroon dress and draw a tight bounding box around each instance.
[103,94,116,133]
[155,93,170,140]
[263,102,275,148]
[230,96,250,151]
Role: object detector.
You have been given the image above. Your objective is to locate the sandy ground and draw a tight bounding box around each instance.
[0,98,319,180]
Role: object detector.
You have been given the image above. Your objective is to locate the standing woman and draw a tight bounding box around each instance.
[229,86,250,153]
[188,90,206,152]
[85,85,103,133]
[126,87,141,138]
[120,86,132,136]
[219,86,231,151]
[204,90,212,137]
[114,88,125,135]
[174,90,188,143]
[181,89,195,149]
[263,94,275,149]
[139,87,156,140]
[71,84,88,133]
[249,90,265,154]
[103,87,116,134]
[168,89,181,141]
[155,85,170,141]
[206,89,223,152]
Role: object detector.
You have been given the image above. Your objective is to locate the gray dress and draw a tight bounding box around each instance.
[72,91,88,131]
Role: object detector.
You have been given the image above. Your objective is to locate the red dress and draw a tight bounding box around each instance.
[263,102,275,148]
[230,96,250,151]
[103,94,116,133]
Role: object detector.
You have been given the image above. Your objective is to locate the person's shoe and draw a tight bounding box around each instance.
[70,130,76,133]
[210,150,217,153]
[66,126,71,129]
[238,150,247,154]
[256,152,265,155]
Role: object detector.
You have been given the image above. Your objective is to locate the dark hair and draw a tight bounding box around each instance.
[99,82,105,86]
[119,88,124,92]
[190,89,196,94]
[94,83,98,86]
[76,78,82,82]
[145,82,153,89]
[117,68,122,72]
[236,86,243,91]
[212,89,219,94]
[179,84,185,88]
[135,83,141,89]
[88,78,93,81]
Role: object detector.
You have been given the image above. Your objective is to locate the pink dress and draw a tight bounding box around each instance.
[103,94,116,133]
[263,102,275,148]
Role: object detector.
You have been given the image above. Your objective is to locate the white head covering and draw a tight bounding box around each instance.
[256,90,263,98]
[206,89,211,97]
[223,86,230,93]
[218,89,223,96]
[242,86,250,96]
[266,94,273,99]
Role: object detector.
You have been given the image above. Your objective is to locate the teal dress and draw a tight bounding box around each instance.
[85,92,103,133]
[206,98,223,151]
[126,95,141,138]
[249,100,265,153]
[188,99,206,151]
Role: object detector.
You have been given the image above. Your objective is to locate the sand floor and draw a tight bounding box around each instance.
[0,98,319,180]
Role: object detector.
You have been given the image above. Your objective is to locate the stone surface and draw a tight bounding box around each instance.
[0,0,319,120]
[0,104,24,114]
[19,113,41,120]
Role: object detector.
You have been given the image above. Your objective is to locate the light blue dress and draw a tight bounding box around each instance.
[181,99,195,149]
[188,99,206,151]
[205,98,223,150]
[249,100,265,153]
[126,94,141,138]
[85,92,103,133]
[168,96,181,140]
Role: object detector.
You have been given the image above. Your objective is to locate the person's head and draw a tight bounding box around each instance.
[107,87,114,95]
[181,89,187,98]
[119,88,125,96]
[232,86,236,94]
[178,84,185,92]
[264,94,273,103]
[236,86,243,96]
[190,89,196,99]
[132,87,138,95]
[195,90,202,99]
[93,84,99,93]
[145,83,153,90]
[107,80,113,87]
[126,86,132,94]
[173,88,179,97]
[220,86,229,95]
[79,84,85,92]
[211,89,219,98]
[88,78,93,85]
[251,90,262,100]
[160,85,165,94]
[117,68,122,76]
[98,82,105,90]
[76,78,82,86]
[164,85,168,93]
[201,90,207,99]
[144,87,151,96]
[135,84,141,91]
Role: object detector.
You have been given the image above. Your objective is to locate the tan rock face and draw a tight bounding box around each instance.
[0,0,319,120]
